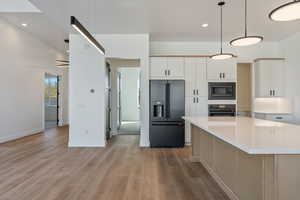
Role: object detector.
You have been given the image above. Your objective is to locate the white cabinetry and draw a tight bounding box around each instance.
[254,59,285,97]
[185,58,207,97]
[184,58,208,144]
[150,57,184,79]
[207,58,237,81]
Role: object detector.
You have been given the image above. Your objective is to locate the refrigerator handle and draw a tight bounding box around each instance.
[165,83,170,119]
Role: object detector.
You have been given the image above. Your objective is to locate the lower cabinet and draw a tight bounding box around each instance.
[254,113,294,123]
[185,97,207,144]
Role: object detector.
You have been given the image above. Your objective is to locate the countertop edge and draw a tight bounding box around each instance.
[184,117,300,155]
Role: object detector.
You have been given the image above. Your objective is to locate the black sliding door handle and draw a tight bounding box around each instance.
[165,83,170,118]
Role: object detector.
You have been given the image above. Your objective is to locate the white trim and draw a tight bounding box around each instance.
[0,128,44,144]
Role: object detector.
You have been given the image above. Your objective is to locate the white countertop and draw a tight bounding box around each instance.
[184,116,300,155]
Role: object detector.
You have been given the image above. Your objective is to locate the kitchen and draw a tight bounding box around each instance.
[147,1,300,199]
[148,48,299,200]
[2,0,300,200]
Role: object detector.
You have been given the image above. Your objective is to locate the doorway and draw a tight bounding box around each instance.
[117,67,141,135]
[237,63,252,116]
[44,73,59,129]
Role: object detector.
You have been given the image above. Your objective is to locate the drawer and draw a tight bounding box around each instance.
[265,114,293,123]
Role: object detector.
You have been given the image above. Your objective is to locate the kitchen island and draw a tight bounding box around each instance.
[184,116,300,200]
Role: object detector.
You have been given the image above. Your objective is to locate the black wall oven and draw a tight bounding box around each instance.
[208,104,236,116]
[208,82,236,100]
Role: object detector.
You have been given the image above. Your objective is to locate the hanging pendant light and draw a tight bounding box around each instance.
[211,1,234,60]
[230,0,263,47]
[269,0,300,22]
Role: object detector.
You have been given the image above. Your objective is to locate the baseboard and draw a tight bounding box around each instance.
[0,128,44,144]
[185,142,192,146]
[59,123,69,127]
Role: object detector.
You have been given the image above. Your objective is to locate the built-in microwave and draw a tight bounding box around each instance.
[208,82,236,100]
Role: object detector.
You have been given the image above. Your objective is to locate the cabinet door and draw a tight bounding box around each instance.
[185,58,197,97]
[271,60,285,97]
[207,59,222,81]
[255,60,284,97]
[223,59,237,80]
[167,58,185,79]
[255,61,272,97]
[150,57,167,79]
[186,97,208,116]
[207,59,237,81]
[196,97,208,116]
[195,58,208,96]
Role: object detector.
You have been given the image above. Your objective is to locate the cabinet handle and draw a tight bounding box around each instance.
[270,90,272,96]
[219,73,222,79]
[273,90,275,96]
[168,70,171,76]
[164,70,167,76]
[196,90,199,95]
[193,90,195,95]
[197,97,199,103]
[193,97,195,103]
[223,73,225,79]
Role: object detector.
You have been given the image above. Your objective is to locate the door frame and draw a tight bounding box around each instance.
[44,73,60,129]
[105,62,112,140]
[117,71,122,130]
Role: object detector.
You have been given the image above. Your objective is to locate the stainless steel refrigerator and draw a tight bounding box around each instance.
[149,80,185,147]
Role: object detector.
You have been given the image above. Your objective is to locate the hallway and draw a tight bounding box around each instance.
[0,127,229,200]
[118,121,140,135]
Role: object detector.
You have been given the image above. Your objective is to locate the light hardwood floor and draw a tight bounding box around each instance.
[0,126,229,200]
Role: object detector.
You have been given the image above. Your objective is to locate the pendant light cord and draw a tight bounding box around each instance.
[220,2,223,54]
[245,0,247,37]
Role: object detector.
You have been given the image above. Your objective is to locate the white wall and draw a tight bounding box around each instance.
[68,34,106,147]
[96,34,150,147]
[119,68,140,121]
[0,17,68,143]
[280,33,300,123]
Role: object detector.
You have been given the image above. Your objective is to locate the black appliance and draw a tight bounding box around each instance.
[208,82,236,100]
[150,80,185,148]
[208,104,236,116]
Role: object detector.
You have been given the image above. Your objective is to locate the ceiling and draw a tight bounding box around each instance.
[1,0,300,54]
[0,0,40,12]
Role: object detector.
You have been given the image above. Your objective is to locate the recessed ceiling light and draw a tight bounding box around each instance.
[202,23,209,28]
[21,23,27,27]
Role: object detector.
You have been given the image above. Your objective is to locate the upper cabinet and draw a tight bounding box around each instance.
[207,58,237,81]
[184,58,207,97]
[254,59,285,98]
[150,57,184,80]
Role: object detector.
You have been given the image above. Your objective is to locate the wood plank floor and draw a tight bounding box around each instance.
[0,126,229,200]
